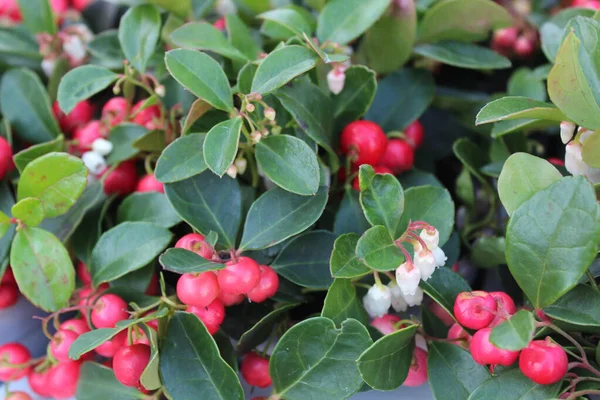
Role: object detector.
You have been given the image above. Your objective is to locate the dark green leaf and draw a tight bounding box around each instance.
[236,303,299,354]
[544,284,600,328]
[118,4,161,73]
[106,123,147,165]
[13,135,64,173]
[11,197,44,227]
[170,22,247,61]
[420,267,471,319]
[203,117,243,177]
[17,0,56,35]
[117,192,182,228]
[356,225,404,272]
[76,363,145,400]
[490,310,535,351]
[0,184,15,266]
[155,133,207,183]
[330,233,371,279]
[159,248,223,274]
[0,26,42,70]
[322,278,368,326]
[471,237,506,268]
[414,41,511,69]
[57,66,119,114]
[226,14,261,60]
[360,173,404,237]
[468,368,561,400]
[334,188,370,235]
[333,66,377,131]
[87,30,125,68]
[453,138,488,182]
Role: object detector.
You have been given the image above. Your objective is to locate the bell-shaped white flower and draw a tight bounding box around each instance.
[396,262,422,296]
[565,142,586,176]
[419,228,439,250]
[362,285,392,318]
[388,282,408,312]
[41,58,57,77]
[82,151,107,175]
[327,68,346,95]
[560,121,576,144]
[92,138,113,156]
[402,287,424,307]
[433,247,447,268]
[414,249,436,281]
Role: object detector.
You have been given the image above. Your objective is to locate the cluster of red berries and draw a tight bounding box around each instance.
[174,233,280,335]
[491,27,537,58]
[0,0,91,23]
[452,291,568,385]
[339,119,424,190]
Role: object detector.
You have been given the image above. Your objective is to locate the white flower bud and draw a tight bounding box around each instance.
[415,333,428,351]
[560,121,576,144]
[82,151,107,175]
[565,142,585,176]
[362,285,392,318]
[264,107,276,121]
[215,0,236,16]
[327,68,346,95]
[414,249,436,281]
[419,228,439,250]
[433,247,447,268]
[234,158,247,175]
[402,287,424,307]
[388,283,408,312]
[63,36,87,65]
[92,138,113,156]
[395,262,422,296]
[155,85,165,97]
[41,58,57,77]
[226,165,238,179]
[250,131,262,144]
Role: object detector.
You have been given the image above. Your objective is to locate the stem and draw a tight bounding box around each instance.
[566,389,600,400]
[160,296,186,310]
[569,362,600,378]
[586,270,600,293]
[546,324,588,363]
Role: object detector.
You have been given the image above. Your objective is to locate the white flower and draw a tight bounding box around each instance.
[226,164,238,179]
[215,0,236,16]
[396,262,422,296]
[419,228,439,250]
[415,333,428,351]
[402,287,423,307]
[82,151,107,175]
[414,249,436,281]
[433,247,447,267]
[92,138,113,156]
[565,142,585,176]
[388,283,408,312]
[41,58,57,77]
[234,158,247,175]
[362,285,392,318]
[560,121,576,144]
[63,36,87,65]
[327,67,346,95]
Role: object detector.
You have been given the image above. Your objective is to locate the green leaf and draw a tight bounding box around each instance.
[418,0,512,43]
[236,303,299,354]
[203,117,243,177]
[226,14,261,60]
[476,97,567,126]
[57,66,119,114]
[428,342,491,399]
[333,66,377,131]
[76,363,145,400]
[239,186,328,251]
[414,41,510,70]
[540,8,594,63]
[165,49,233,112]
[18,152,88,218]
[0,211,10,239]
[181,99,212,134]
[106,124,147,165]
[11,197,44,227]
[117,192,181,228]
[16,0,56,35]
[360,172,404,237]
[544,284,600,328]
[259,8,313,39]
[159,248,223,274]
[250,46,319,95]
[471,236,506,268]
[165,171,242,249]
[87,30,125,68]
[12,135,64,173]
[365,69,435,131]
[160,312,244,400]
[155,133,207,183]
[582,130,600,168]
[10,226,74,311]
[322,279,368,326]
[317,0,391,45]
[506,176,600,308]
[0,184,15,264]
[396,185,454,246]
[270,317,372,400]
[508,68,547,101]
[548,32,600,129]
[255,135,320,196]
[334,189,370,236]
[170,22,247,61]
[0,68,60,143]
[453,138,488,182]
[330,233,371,279]
[467,368,561,400]
[420,267,471,319]
[357,325,418,390]
[90,222,173,286]
[271,230,336,289]
[498,153,563,216]
[0,26,42,70]
[118,4,161,73]
[356,225,404,272]
[149,0,191,18]
[490,310,535,351]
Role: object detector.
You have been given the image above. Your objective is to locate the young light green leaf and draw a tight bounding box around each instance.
[159,248,224,274]
[0,211,10,239]
[57,66,119,114]
[259,8,313,39]
[204,117,243,177]
[330,233,371,279]
[11,197,44,227]
[490,310,535,351]
[321,278,368,326]
[582,130,600,168]
[155,134,207,183]
[170,22,248,61]
[118,4,161,73]
[12,135,64,173]
[476,96,567,125]
[356,225,404,271]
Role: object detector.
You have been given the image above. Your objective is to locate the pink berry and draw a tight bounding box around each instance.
[49,0,68,14]
[60,318,89,336]
[175,233,215,260]
[0,284,18,309]
[72,0,93,11]
[47,361,81,399]
[492,27,519,49]
[403,347,428,387]
[77,261,92,285]
[113,344,151,388]
[132,101,161,129]
[218,257,261,296]
[340,121,388,166]
[241,352,272,388]
[379,139,414,175]
[218,290,245,307]
[187,299,225,335]
[514,35,535,57]
[135,174,164,193]
[447,323,471,349]
[0,343,31,381]
[470,327,519,366]
[488,291,516,328]
[103,160,139,196]
[519,339,568,385]
[0,0,22,22]
[53,100,94,135]
[95,330,126,358]
[102,97,129,127]
[71,120,106,154]
[247,265,279,303]
[176,272,220,308]
[404,120,425,149]
[453,291,497,330]
[371,314,402,335]
[28,368,51,397]
[50,329,79,362]
[213,17,226,31]
[0,137,14,181]
[91,294,129,328]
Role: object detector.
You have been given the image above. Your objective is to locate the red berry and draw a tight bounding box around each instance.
[247,265,279,303]
[6,391,32,400]
[547,157,565,167]
[77,261,92,285]
[72,0,93,11]
[1,268,15,285]
[218,257,261,296]
[488,291,517,328]
[340,121,388,166]
[404,120,424,149]
[519,339,568,385]
[102,97,129,127]
[95,330,126,358]
[132,101,161,129]
[0,284,18,309]
[403,347,428,387]
[0,343,31,381]
[470,327,519,366]
[50,329,79,362]
[379,139,414,175]
[352,165,393,190]
[177,272,220,308]
[28,368,51,397]
[213,17,226,30]
[453,291,497,330]
[47,361,81,399]
[175,233,215,260]
[492,27,519,49]
[113,344,151,388]
[371,314,401,335]
[131,325,154,346]
[53,100,94,135]
[49,0,68,14]
[71,120,106,153]
[187,299,225,335]
[514,35,535,57]
[447,323,471,349]
[429,301,454,326]
[103,160,139,196]
[218,290,245,307]
[136,174,164,193]
[60,318,90,336]
[145,273,159,296]
[91,294,129,328]
[0,0,22,22]
[241,352,272,388]
[0,136,14,181]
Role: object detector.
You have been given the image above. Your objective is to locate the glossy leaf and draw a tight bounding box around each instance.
[476,97,567,125]
[332,66,377,131]
[453,138,488,182]
[414,41,511,70]
[259,8,312,39]
[57,66,119,114]
[117,192,181,228]
[87,30,125,68]
[236,303,299,354]
[490,310,535,351]
[506,176,600,308]
[226,14,261,60]
[10,227,74,311]
[255,135,320,196]
[356,225,404,272]
[508,68,547,101]
[155,134,207,183]
[334,188,370,235]
[271,230,336,288]
[420,267,471,319]
[118,5,161,73]
[159,248,224,274]
[16,0,56,35]
[544,284,600,328]
[471,236,506,269]
[203,117,243,177]
[13,135,64,173]
[540,8,594,62]
[468,368,560,400]
[322,279,368,326]
[170,22,247,61]
[76,363,145,400]
[330,233,371,279]
[360,172,404,237]
[90,222,173,285]
[270,317,372,400]
[106,124,147,165]
[11,197,44,227]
